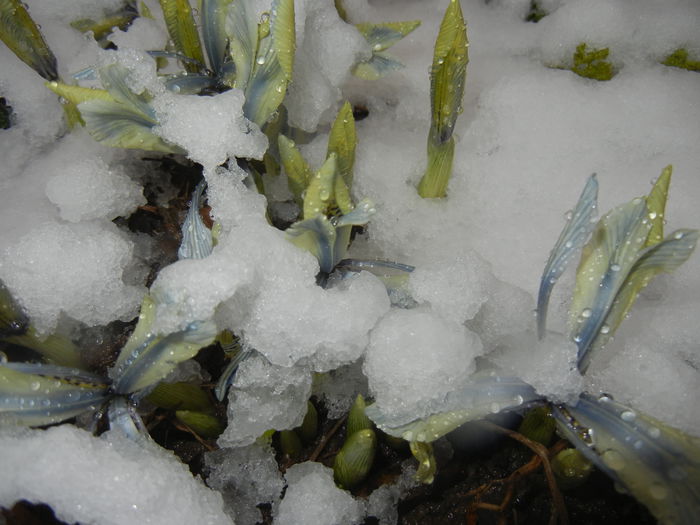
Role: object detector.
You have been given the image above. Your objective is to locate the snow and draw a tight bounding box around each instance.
[0,221,144,335]
[0,425,232,525]
[275,462,365,525]
[364,308,483,420]
[1,0,699,521]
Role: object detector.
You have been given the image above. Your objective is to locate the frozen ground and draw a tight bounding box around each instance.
[0,0,699,523]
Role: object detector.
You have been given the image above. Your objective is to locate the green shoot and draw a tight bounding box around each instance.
[417,0,468,198]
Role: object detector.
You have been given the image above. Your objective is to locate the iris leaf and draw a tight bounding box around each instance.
[159,0,205,71]
[536,174,598,338]
[0,0,58,81]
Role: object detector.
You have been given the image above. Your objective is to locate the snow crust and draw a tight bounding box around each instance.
[0,426,232,525]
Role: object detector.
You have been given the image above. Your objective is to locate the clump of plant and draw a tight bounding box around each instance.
[367,166,699,524]
[662,48,700,72]
[569,42,615,81]
[416,0,468,199]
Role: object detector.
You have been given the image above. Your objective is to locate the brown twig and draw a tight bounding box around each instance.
[308,414,347,462]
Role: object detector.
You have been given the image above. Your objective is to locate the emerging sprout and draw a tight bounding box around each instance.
[0,0,58,81]
[333,428,377,489]
[570,43,615,81]
[417,0,468,198]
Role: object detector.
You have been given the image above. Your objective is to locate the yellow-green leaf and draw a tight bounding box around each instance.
[279,429,303,458]
[159,0,205,71]
[346,394,373,437]
[3,327,82,368]
[326,101,356,189]
[352,53,404,80]
[45,81,114,106]
[410,440,436,484]
[297,401,318,444]
[646,165,672,246]
[430,0,468,145]
[417,135,455,198]
[226,0,257,90]
[355,20,421,53]
[175,410,224,438]
[272,0,295,80]
[303,153,337,220]
[334,428,377,489]
[0,0,58,81]
[278,134,312,204]
[146,381,214,412]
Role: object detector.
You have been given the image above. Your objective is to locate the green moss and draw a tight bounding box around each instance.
[525,1,547,23]
[571,43,615,81]
[662,48,700,72]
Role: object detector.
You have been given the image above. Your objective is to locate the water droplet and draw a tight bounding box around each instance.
[489,402,500,414]
[610,263,620,272]
[602,449,625,471]
[256,56,266,65]
[564,210,573,220]
[581,308,592,319]
[648,211,657,220]
[30,381,40,391]
[620,410,636,422]
[648,427,661,439]
[600,324,610,334]
[513,395,524,406]
[674,231,684,239]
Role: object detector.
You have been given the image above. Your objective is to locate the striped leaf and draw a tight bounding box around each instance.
[159,0,205,71]
[326,101,356,190]
[178,180,213,260]
[112,295,217,394]
[536,174,598,338]
[200,0,233,75]
[0,362,108,426]
[553,394,700,525]
[243,0,295,127]
[278,134,313,204]
[0,0,57,81]
[569,197,651,368]
[225,0,257,90]
[355,20,421,53]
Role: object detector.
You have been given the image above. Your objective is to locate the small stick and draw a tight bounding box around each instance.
[308,414,347,462]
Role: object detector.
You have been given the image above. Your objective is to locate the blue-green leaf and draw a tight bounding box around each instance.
[79,99,181,153]
[0,362,109,426]
[570,197,651,368]
[353,52,405,80]
[286,215,337,274]
[579,229,698,372]
[355,20,421,53]
[200,0,233,75]
[225,0,257,91]
[553,394,700,525]
[243,0,295,127]
[365,373,541,443]
[164,74,217,94]
[98,63,156,119]
[536,174,598,339]
[112,295,217,394]
[108,396,151,443]
[178,180,213,260]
